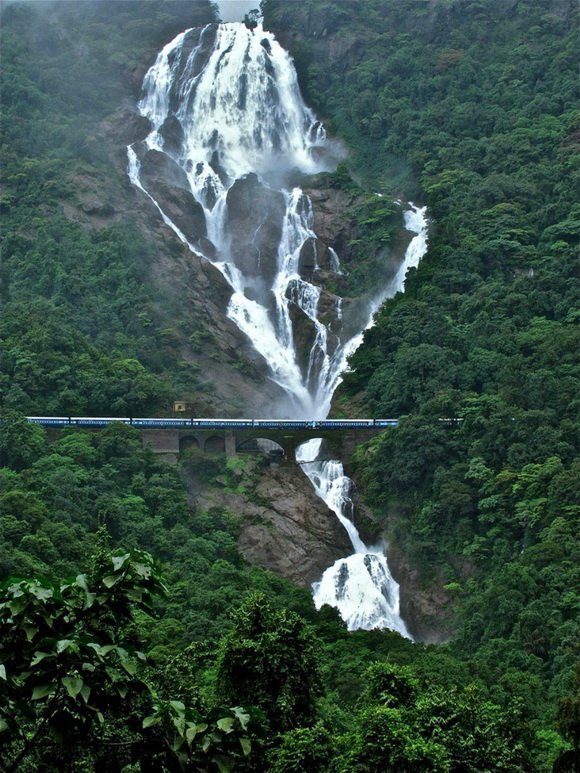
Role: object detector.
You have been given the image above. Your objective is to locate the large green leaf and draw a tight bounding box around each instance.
[216,716,234,733]
[232,706,250,730]
[56,639,75,654]
[121,658,137,676]
[32,684,52,700]
[133,562,152,579]
[61,675,83,699]
[185,723,208,745]
[112,553,130,571]
[30,651,52,666]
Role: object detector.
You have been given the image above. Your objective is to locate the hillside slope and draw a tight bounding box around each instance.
[263,0,579,736]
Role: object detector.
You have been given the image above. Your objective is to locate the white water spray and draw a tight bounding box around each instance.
[129,22,352,415]
[297,439,411,635]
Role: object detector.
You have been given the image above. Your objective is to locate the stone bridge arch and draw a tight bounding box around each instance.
[179,435,201,453]
[204,435,226,453]
[236,436,285,461]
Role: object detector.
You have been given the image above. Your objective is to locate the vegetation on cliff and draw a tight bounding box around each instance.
[263,0,580,764]
[2,542,540,772]
[0,0,229,417]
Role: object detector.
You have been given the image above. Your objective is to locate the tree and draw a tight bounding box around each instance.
[215,593,322,733]
[554,667,580,773]
[243,10,260,32]
[0,543,256,772]
[268,725,333,772]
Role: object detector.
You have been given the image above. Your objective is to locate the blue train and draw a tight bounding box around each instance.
[25,417,400,430]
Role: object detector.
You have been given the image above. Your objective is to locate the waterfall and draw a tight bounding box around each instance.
[296,207,427,637]
[128,21,369,417]
[296,439,411,636]
[128,21,429,634]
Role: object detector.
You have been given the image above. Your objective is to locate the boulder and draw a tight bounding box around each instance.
[139,150,207,245]
[297,236,317,279]
[139,148,190,190]
[191,464,353,588]
[225,173,286,285]
[287,302,318,380]
[158,115,184,156]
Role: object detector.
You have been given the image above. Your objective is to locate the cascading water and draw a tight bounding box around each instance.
[128,21,338,416]
[296,207,427,637]
[296,439,411,636]
[128,19,429,634]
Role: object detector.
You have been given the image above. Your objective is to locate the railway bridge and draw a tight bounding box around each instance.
[25,417,400,462]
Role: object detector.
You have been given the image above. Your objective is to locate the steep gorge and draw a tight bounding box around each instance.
[124,17,435,635]
[1,0,438,639]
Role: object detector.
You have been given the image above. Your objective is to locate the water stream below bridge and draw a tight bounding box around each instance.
[128,18,428,635]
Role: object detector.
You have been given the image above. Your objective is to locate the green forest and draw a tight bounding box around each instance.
[1,0,579,770]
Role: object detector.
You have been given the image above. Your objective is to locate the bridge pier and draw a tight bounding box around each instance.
[142,429,180,462]
[225,430,236,459]
[341,430,376,465]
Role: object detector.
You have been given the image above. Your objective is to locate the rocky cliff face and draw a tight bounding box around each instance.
[182,456,352,587]
[386,540,453,643]
[57,102,292,417]
[237,464,353,586]
[225,174,286,288]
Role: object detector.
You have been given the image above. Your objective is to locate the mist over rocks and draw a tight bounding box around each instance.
[128,19,394,418]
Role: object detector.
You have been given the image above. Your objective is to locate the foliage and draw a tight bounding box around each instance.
[215,593,322,733]
[0,544,259,772]
[0,547,161,757]
[335,662,531,772]
[1,0,578,769]
[268,724,333,772]
[0,546,534,772]
[0,419,319,648]
[0,0,221,416]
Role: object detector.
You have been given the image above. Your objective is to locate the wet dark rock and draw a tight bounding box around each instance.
[168,26,218,112]
[159,115,184,156]
[138,150,207,244]
[243,285,263,303]
[189,463,353,588]
[287,303,317,381]
[102,108,151,147]
[304,186,358,256]
[197,236,217,259]
[209,150,228,186]
[298,236,317,279]
[140,148,190,190]
[225,173,285,284]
